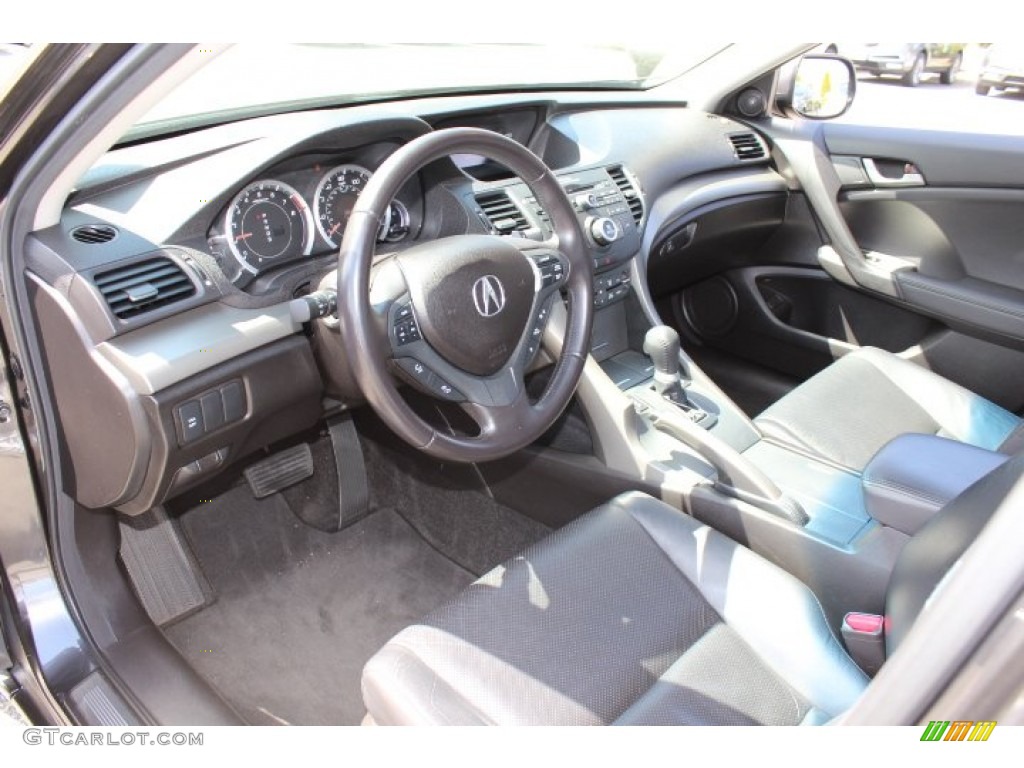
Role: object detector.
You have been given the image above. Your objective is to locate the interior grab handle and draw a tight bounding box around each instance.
[862,157,925,188]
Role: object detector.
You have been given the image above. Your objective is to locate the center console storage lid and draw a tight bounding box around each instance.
[862,434,1008,536]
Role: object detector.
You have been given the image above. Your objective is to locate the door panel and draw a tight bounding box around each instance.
[823,122,1024,344]
[666,121,1024,413]
[823,123,1024,188]
[675,266,938,381]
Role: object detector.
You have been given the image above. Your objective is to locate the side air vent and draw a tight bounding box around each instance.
[475,191,529,232]
[608,166,644,225]
[71,224,118,244]
[728,132,767,161]
[93,256,196,320]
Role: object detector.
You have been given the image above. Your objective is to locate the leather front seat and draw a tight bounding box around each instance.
[753,346,1022,472]
[361,492,869,725]
[362,454,1019,725]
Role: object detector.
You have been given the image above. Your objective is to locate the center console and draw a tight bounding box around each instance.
[517,171,918,631]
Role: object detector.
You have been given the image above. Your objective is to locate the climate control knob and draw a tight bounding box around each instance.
[589,216,621,246]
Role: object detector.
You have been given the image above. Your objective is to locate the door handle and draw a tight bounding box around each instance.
[862,157,925,187]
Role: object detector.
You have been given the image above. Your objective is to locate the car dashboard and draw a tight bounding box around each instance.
[24,93,781,516]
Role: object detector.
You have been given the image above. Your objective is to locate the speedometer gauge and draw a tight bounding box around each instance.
[314,164,372,247]
[225,180,313,274]
[315,164,411,247]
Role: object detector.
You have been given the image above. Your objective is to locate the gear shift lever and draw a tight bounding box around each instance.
[643,325,701,414]
[644,325,684,395]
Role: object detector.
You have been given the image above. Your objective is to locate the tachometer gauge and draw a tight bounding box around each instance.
[225,180,313,274]
[315,164,412,247]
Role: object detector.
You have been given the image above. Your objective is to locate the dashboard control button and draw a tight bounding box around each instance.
[589,217,621,246]
[574,192,599,210]
[200,390,226,432]
[176,400,204,445]
[221,380,247,423]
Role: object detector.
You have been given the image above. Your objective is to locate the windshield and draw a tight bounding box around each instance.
[131,43,726,138]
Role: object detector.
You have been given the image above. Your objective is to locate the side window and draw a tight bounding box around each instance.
[0,44,31,93]
[832,44,1024,135]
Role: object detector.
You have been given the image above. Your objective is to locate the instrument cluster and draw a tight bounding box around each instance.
[207,150,419,285]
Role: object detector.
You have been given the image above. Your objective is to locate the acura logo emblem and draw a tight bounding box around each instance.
[472,274,506,318]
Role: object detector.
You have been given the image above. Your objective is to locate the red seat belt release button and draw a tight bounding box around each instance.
[841,612,885,676]
[845,612,884,634]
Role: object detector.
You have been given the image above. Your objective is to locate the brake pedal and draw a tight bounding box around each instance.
[244,443,314,499]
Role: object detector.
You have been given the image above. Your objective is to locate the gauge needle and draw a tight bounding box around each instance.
[329,223,342,237]
[235,232,253,242]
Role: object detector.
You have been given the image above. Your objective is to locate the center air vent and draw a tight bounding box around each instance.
[93,255,196,320]
[71,224,118,244]
[728,132,767,161]
[608,166,644,226]
[475,191,529,232]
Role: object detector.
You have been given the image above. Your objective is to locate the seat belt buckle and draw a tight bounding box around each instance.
[841,612,885,676]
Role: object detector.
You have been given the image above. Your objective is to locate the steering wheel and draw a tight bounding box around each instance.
[335,127,594,463]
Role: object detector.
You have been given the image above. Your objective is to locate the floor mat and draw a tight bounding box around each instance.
[167,489,474,725]
[362,436,551,576]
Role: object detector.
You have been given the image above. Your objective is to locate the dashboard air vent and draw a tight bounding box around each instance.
[71,224,118,244]
[94,256,196,320]
[607,166,644,225]
[728,132,767,161]
[475,191,529,232]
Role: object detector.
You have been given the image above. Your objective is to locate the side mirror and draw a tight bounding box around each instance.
[780,54,856,120]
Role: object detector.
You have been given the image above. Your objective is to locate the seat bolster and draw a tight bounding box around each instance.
[853,347,1019,451]
[623,495,868,717]
[753,347,1020,471]
[361,636,492,726]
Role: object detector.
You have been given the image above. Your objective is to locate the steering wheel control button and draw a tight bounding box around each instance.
[532,253,566,289]
[395,319,422,346]
[391,302,423,346]
[524,299,555,363]
[176,400,205,445]
[431,376,464,401]
[395,358,465,402]
[396,357,433,385]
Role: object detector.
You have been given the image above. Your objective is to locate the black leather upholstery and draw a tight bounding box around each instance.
[361,492,868,725]
[885,453,1024,655]
[862,434,1008,535]
[754,347,1020,473]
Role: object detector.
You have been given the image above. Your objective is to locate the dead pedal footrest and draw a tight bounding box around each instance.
[244,443,314,499]
[119,506,211,626]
